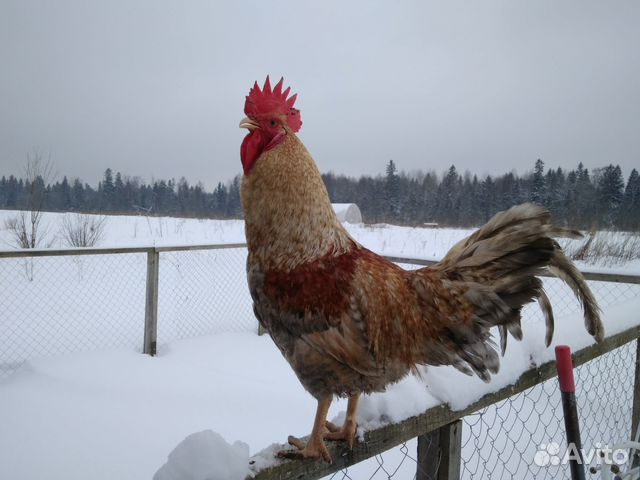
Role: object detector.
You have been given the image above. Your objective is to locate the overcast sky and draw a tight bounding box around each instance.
[1,1,639,189]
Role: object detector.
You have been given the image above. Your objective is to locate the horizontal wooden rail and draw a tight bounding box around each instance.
[153,243,248,253]
[0,242,248,258]
[3,246,639,285]
[248,324,640,480]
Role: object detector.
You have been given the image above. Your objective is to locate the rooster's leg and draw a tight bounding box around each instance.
[324,394,359,449]
[278,397,333,463]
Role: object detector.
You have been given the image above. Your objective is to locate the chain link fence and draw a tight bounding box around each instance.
[0,244,256,379]
[157,248,255,344]
[316,338,636,480]
[458,341,635,480]
[1,252,147,377]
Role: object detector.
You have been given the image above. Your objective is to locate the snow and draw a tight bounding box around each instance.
[153,431,249,480]
[0,333,305,480]
[0,210,639,479]
[0,209,471,255]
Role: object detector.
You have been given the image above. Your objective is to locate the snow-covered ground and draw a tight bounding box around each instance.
[2,209,638,269]
[1,210,639,480]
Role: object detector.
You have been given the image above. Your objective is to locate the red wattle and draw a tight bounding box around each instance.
[240,130,286,175]
[240,130,266,175]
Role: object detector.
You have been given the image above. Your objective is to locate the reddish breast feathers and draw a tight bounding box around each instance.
[263,250,358,319]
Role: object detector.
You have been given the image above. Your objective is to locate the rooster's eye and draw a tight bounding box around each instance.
[269,120,277,127]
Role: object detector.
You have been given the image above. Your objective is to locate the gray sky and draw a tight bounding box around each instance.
[1,1,639,189]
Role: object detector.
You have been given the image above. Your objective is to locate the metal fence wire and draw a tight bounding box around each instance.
[1,252,147,377]
[157,248,256,344]
[0,245,256,379]
[459,341,635,480]
[1,245,639,480]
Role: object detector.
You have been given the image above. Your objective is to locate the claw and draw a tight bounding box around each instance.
[324,422,358,449]
[324,421,341,433]
[276,397,335,463]
[277,435,332,463]
[277,449,306,461]
[286,435,306,451]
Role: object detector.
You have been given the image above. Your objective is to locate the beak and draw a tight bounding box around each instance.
[239,117,259,130]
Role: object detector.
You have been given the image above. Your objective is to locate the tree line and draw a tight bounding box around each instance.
[0,159,639,230]
[324,159,639,230]
[0,168,243,219]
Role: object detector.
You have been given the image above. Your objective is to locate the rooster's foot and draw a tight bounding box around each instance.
[277,434,332,463]
[324,420,358,449]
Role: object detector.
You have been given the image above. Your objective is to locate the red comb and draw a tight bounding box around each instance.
[245,76,302,132]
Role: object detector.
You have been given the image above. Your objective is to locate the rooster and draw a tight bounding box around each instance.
[239,77,604,463]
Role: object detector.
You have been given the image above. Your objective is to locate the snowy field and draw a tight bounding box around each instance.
[1,210,640,480]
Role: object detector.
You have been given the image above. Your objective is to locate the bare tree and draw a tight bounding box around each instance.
[60,213,107,247]
[3,153,55,280]
[3,216,30,249]
[3,152,55,249]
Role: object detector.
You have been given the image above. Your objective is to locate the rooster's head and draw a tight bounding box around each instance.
[239,76,302,175]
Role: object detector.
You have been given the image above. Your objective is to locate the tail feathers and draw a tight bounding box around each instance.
[459,341,500,382]
[424,327,500,382]
[549,248,604,342]
[498,325,508,356]
[496,317,523,357]
[537,289,555,347]
[444,335,501,382]
[424,203,604,383]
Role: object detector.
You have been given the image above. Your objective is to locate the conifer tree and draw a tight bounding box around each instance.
[384,160,400,220]
[530,159,546,205]
[101,168,115,210]
[597,164,624,227]
[620,168,640,229]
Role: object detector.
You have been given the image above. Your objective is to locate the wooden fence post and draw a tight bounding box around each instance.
[143,248,159,356]
[631,338,640,468]
[416,420,462,480]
